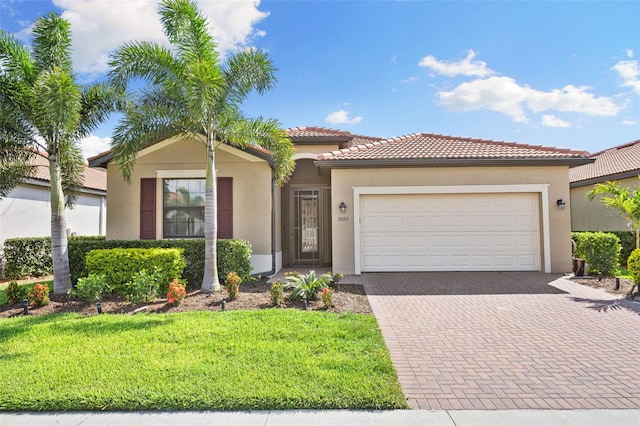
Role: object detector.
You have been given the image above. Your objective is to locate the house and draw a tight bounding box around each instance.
[0,154,107,245]
[569,139,640,232]
[89,127,591,275]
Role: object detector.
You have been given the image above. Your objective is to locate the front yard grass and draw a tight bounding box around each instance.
[0,309,407,411]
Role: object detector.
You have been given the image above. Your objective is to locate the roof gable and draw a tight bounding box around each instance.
[569,139,640,185]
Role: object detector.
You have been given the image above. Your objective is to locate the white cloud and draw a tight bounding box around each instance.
[541,114,571,128]
[437,76,622,123]
[418,49,494,78]
[325,109,362,124]
[44,0,269,74]
[79,135,112,161]
[612,59,640,95]
[622,119,638,125]
[438,76,529,122]
[625,49,634,58]
[401,76,419,83]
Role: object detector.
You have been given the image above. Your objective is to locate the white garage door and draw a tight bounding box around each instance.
[360,193,540,271]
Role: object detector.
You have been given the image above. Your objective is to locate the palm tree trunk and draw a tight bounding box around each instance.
[49,155,72,294]
[201,138,220,292]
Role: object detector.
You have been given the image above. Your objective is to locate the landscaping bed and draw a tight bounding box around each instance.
[0,279,372,318]
[570,275,639,300]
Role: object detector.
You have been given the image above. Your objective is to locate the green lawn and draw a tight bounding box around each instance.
[0,310,407,411]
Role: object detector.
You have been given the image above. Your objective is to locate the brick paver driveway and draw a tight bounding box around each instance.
[361,272,640,410]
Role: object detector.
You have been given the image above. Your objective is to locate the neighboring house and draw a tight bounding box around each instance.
[0,154,107,245]
[89,127,590,275]
[569,139,640,232]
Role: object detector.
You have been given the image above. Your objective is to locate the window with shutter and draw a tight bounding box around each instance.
[140,178,156,239]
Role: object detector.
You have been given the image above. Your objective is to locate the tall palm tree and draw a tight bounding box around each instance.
[108,0,294,292]
[0,13,119,294]
[586,179,640,250]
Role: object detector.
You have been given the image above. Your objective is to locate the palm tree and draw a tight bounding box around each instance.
[586,179,640,250]
[0,13,119,294]
[108,0,294,292]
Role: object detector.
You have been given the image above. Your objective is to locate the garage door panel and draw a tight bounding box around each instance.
[360,193,540,272]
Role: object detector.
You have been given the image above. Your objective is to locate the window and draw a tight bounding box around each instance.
[163,179,205,238]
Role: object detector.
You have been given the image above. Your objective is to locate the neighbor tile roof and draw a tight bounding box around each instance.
[286,126,354,138]
[569,139,640,184]
[31,153,107,192]
[317,133,590,161]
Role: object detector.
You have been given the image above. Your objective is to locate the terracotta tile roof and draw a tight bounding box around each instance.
[286,126,355,138]
[30,153,107,192]
[569,139,640,184]
[317,133,590,161]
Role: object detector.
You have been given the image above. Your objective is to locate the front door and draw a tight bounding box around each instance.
[292,189,323,266]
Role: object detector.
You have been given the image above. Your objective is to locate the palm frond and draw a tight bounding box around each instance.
[0,30,37,83]
[32,12,72,73]
[0,147,36,198]
[31,66,81,147]
[222,48,277,108]
[159,0,219,66]
[78,83,124,137]
[59,141,85,207]
[108,41,182,90]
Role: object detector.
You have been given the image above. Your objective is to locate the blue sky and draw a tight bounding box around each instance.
[1,1,639,159]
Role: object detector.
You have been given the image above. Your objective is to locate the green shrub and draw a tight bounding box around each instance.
[125,268,161,305]
[2,237,52,279]
[70,274,109,302]
[85,248,186,295]
[5,281,26,304]
[572,232,621,276]
[69,238,252,290]
[609,231,637,265]
[627,249,640,288]
[285,270,332,301]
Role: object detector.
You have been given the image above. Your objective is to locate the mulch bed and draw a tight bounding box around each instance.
[569,274,639,300]
[0,279,372,318]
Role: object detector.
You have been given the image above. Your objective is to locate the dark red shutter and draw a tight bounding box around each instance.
[217,177,233,239]
[140,178,156,239]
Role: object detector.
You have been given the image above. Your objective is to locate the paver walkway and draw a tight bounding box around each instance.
[359,272,640,410]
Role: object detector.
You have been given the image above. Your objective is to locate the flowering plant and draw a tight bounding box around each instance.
[166,280,186,306]
[225,272,241,301]
[270,280,285,307]
[28,283,50,307]
[321,287,334,308]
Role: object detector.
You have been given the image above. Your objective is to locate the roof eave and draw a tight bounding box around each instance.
[570,169,640,188]
[315,157,594,169]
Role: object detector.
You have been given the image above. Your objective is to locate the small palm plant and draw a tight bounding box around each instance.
[285,270,333,301]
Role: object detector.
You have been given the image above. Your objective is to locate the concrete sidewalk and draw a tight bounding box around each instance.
[1,410,639,425]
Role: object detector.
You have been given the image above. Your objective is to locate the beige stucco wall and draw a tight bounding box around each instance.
[571,176,639,231]
[330,165,573,274]
[294,144,341,156]
[106,137,273,262]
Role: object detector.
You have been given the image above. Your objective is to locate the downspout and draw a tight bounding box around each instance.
[256,174,277,277]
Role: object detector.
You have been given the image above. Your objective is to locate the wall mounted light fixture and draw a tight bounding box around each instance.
[339,202,347,213]
[556,199,566,210]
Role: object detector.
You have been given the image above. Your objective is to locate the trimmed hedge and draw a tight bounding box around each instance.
[86,248,186,295]
[2,237,52,279]
[70,237,252,289]
[609,231,637,265]
[572,231,621,276]
[2,236,253,290]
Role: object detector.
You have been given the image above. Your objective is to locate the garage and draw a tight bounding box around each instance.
[359,192,540,272]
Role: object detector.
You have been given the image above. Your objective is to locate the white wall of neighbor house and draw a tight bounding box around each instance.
[0,182,106,244]
[570,176,639,232]
[330,166,572,274]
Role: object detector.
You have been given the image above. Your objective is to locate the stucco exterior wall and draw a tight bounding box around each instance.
[0,182,106,244]
[105,137,273,272]
[570,176,639,231]
[330,166,572,274]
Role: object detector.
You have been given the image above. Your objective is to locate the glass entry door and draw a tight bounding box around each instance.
[292,189,322,265]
